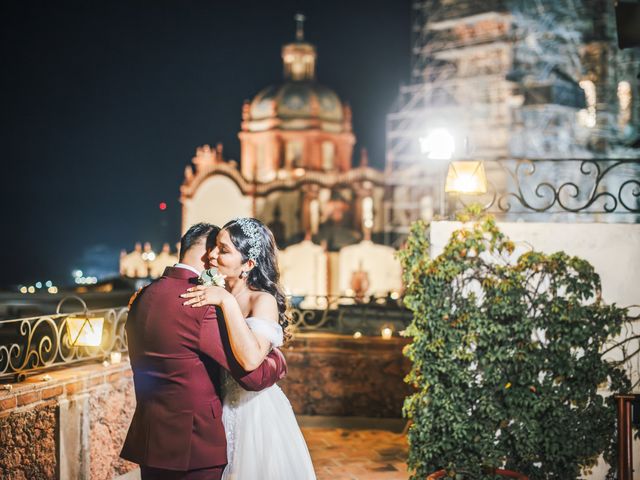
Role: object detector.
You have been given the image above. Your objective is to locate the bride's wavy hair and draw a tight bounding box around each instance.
[222,218,292,343]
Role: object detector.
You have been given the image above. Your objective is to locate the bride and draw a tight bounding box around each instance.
[181,217,316,480]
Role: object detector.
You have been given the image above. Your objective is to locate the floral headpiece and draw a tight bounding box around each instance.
[234,217,261,264]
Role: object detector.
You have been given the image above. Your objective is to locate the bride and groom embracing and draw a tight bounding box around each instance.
[121,218,316,479]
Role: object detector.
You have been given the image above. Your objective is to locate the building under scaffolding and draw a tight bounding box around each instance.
[385,0,640,245]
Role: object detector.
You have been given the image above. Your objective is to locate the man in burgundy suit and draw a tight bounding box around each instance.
[121,223,287,480]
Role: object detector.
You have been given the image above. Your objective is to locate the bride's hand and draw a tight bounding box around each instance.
[181,285,231,308]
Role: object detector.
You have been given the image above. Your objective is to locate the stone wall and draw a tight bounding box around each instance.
[0,332,411,478]
[279,333,412,418]
[0,362,137,480]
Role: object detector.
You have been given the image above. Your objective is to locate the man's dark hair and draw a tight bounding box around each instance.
[179,223,218,261]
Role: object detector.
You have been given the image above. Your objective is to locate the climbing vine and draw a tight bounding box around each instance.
[398,207,631,479]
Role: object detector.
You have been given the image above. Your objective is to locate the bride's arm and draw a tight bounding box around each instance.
[181,286,274,371]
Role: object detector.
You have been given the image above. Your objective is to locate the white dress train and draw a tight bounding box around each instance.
[221,317,316,480]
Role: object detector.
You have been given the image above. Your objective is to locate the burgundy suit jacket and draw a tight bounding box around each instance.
[120,266,287,471]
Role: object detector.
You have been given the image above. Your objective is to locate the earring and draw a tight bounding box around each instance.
[240,271,248,279]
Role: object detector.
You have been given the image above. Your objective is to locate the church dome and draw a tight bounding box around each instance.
[243,19,348,133]
[249,81,343,125]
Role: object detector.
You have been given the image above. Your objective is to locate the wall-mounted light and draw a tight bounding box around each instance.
[58,296,104,347]
[445,161,487,195]
[65,316,104,347]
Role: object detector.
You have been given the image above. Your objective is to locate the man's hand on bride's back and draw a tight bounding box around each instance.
[181,285,231,307]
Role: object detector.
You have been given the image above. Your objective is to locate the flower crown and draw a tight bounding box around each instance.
[234,217,261,265]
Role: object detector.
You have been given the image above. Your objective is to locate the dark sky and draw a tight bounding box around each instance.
[0,0,410,289]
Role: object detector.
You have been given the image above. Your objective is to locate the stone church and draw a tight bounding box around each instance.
[179,18,402,300]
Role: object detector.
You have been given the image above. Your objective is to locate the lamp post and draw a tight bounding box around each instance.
[419,128,455,218]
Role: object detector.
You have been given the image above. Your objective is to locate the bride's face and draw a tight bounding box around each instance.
[211,229,245,280]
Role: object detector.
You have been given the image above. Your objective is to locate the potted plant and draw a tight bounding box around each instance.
[397,208,631,480]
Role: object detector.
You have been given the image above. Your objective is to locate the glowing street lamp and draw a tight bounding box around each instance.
[445,161,488,195]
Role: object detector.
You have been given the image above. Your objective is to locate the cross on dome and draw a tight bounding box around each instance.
[294,13,306,42]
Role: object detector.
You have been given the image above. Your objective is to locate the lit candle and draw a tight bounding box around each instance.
[110,352,122,364]
[353,331,363,339]
[381,327,393,340]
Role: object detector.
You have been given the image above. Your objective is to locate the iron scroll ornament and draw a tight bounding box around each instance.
[0,297,128,382]
[458,158,640,215]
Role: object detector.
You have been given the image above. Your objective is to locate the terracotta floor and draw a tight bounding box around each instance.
[299,417,410,480]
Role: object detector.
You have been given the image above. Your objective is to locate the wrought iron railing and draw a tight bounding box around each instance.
[455,158,640,219]
[0,297,127,382]
[288,294,412,335]
[0,294,411,382]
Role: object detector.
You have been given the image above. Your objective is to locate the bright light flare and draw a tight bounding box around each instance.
[419,128,455,160]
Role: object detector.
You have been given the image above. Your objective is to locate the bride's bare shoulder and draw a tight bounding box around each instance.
[248,291,278,321]
[249,291,277,306]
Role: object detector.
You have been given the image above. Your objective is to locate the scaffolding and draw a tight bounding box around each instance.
[384,0,638,246]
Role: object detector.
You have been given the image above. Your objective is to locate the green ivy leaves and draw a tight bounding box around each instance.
[398,208,631,480]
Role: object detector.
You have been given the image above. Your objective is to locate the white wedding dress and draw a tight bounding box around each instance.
[221,317,316,480]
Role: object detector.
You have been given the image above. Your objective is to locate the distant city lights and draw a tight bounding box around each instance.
[19,281,60,294]
[75,276,98,285]
[73,270,83,278]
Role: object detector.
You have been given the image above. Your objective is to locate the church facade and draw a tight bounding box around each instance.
[180,22,391,248]
[179,19,402,299]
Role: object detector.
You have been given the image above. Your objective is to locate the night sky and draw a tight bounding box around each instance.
[0,0,410,289]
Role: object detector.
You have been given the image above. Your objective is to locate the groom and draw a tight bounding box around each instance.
[121,223,288,480]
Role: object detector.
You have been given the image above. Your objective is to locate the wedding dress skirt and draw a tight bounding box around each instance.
[221,317,316,480]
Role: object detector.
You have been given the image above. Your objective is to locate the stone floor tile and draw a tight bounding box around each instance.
[301,425,409,480]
